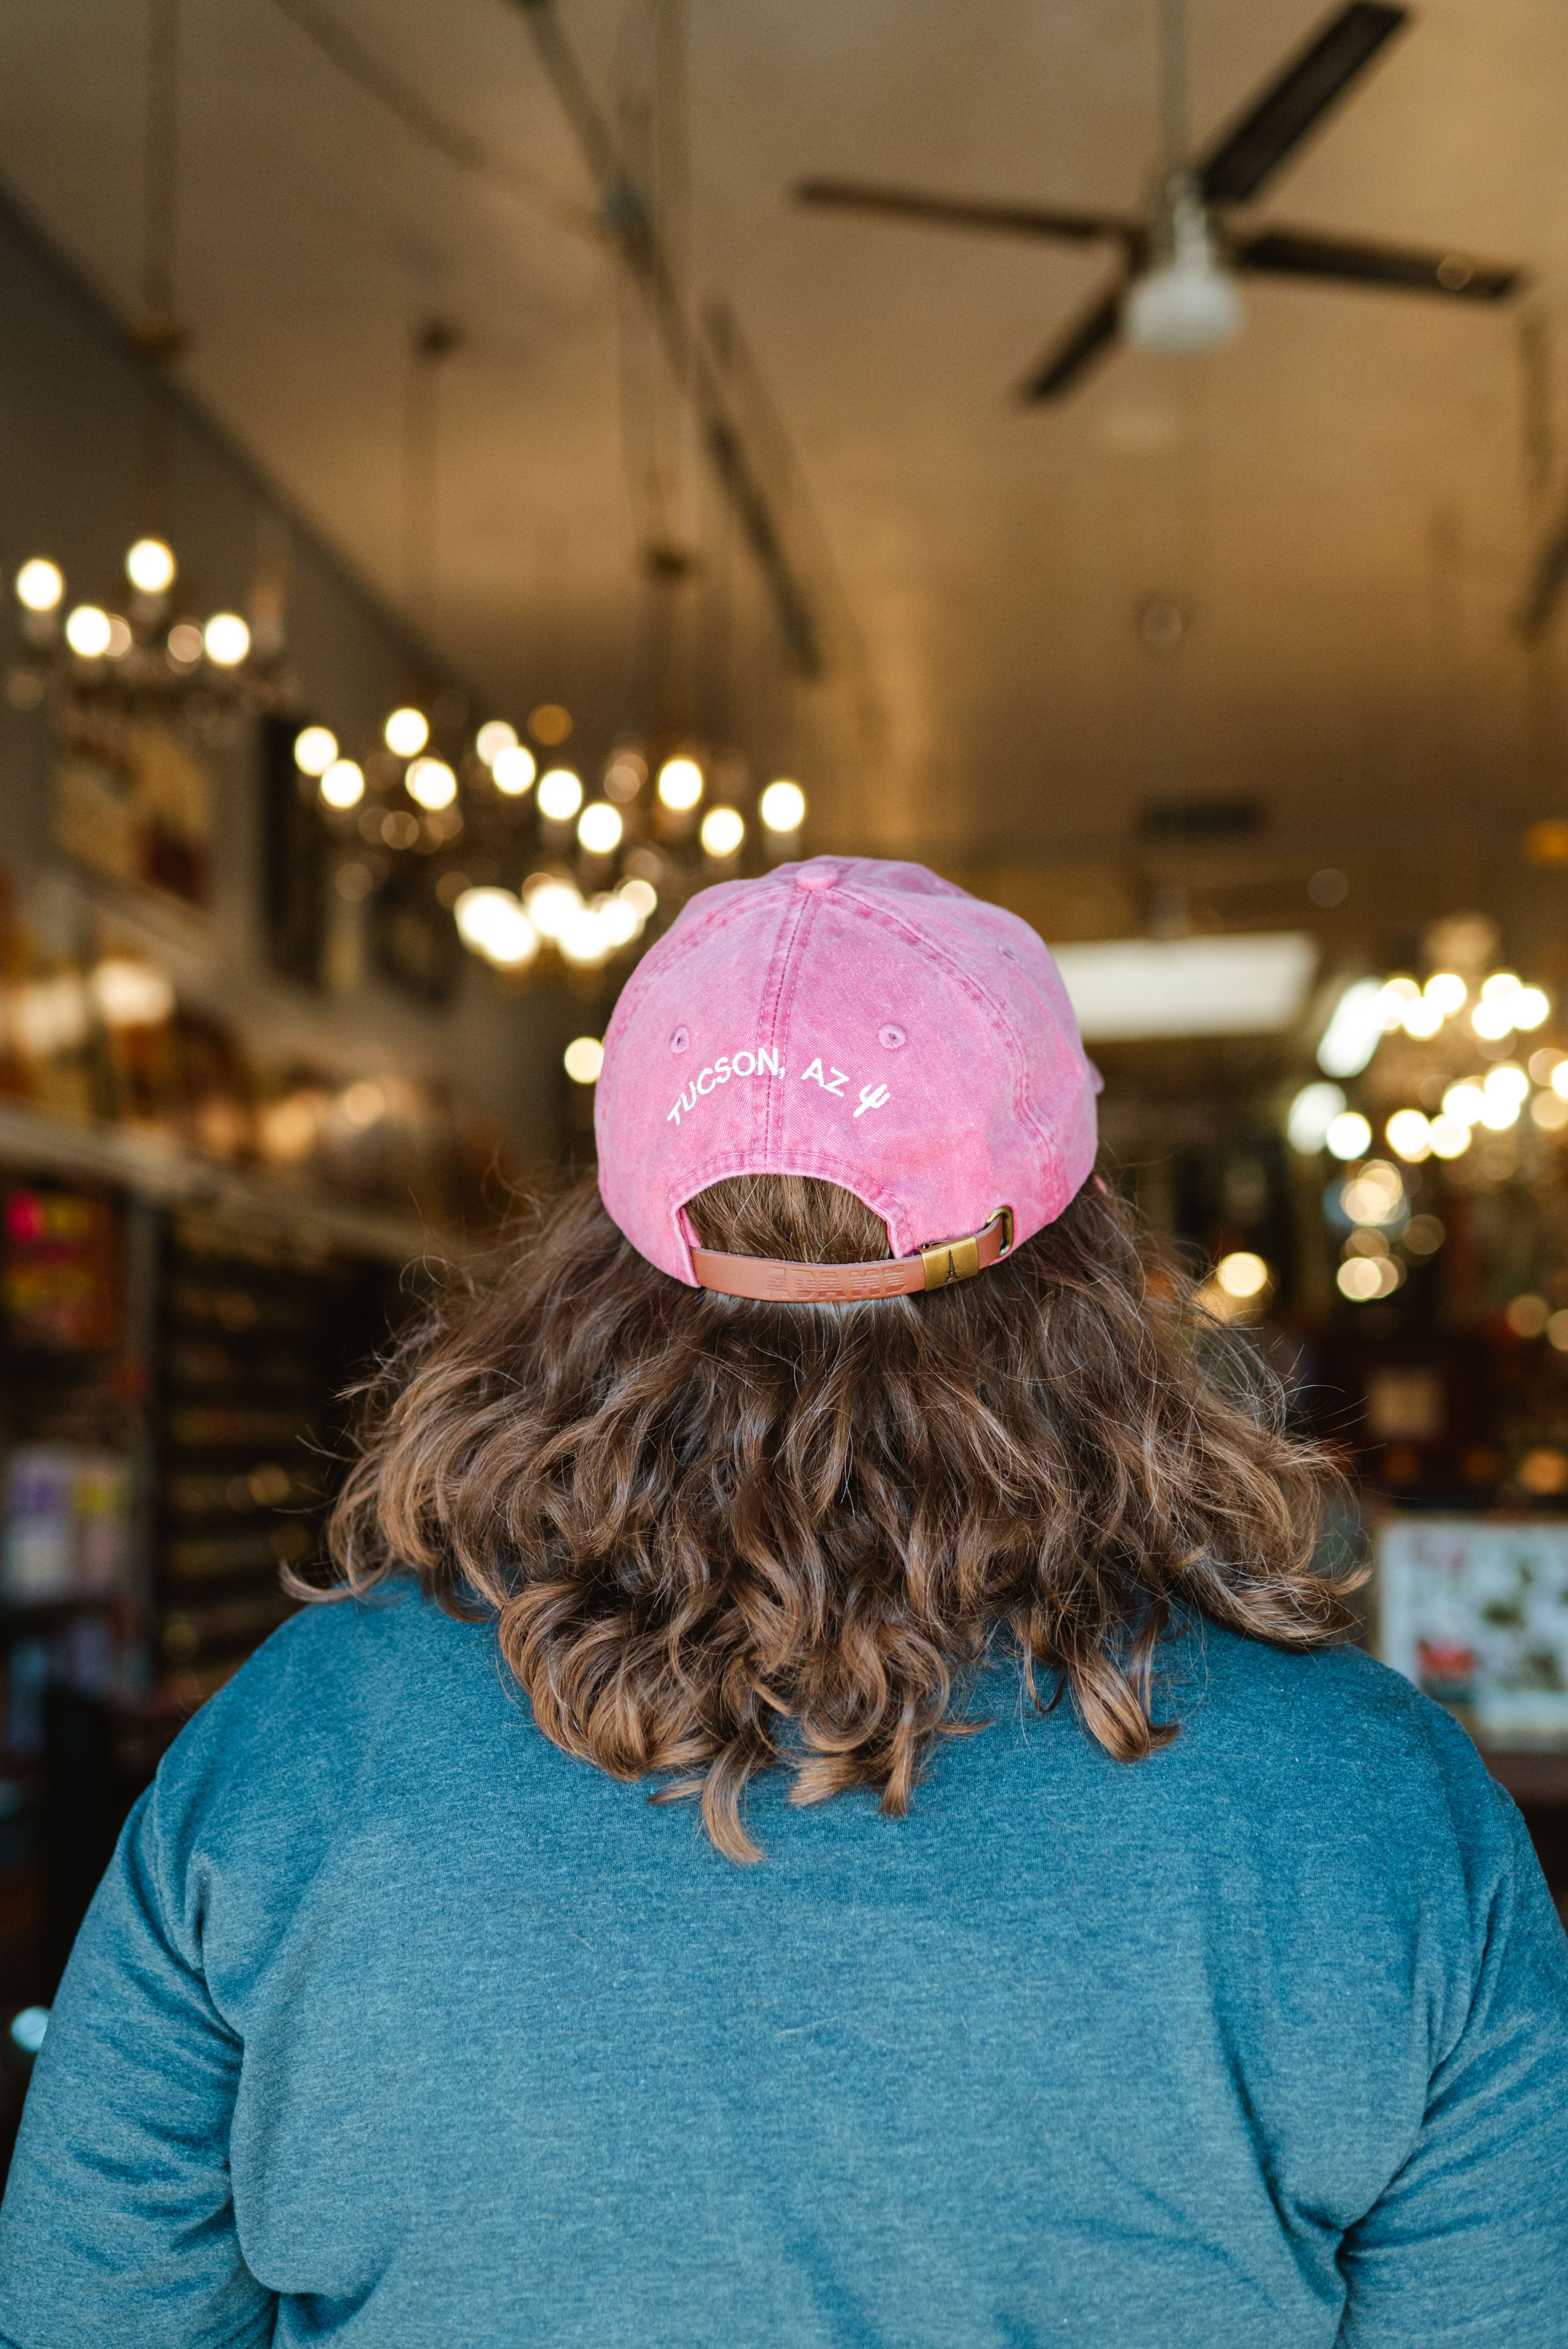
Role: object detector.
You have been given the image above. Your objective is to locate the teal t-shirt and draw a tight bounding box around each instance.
[0,1588,1564,2347]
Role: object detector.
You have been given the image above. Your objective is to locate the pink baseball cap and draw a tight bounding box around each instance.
[595,857,1101,1302]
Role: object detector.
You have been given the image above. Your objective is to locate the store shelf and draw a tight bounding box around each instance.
[0,1101,445,1267]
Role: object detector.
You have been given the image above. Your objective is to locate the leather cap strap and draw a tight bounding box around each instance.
[689,1207,1014,1304]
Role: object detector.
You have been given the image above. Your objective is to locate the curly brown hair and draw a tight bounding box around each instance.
[303,1171,1355,1861]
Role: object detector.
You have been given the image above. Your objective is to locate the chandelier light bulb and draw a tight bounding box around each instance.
[759,779,805,833]
[577,801,623,855]
[522,876,582,941]
[656,756,703,812]
[294,725,338,777]
[1325,1110,1372,1162]
[491,744,537,797]
[125,536,177,595]
[537,767,584,823]
[64,605,113,658]
[453,886,538,971]
[204,612,251,666]
[559,906,612,969]
[15,559,64,613]
[1214,1251,1269,1300]
[167,622,204,664]
[700,806,745,858]
[475,720,518,766]
[406,757,457,811]
[319,760,365,810]
[563,1036,604,1084]
[384,706,429,757]
[619,876,657,921]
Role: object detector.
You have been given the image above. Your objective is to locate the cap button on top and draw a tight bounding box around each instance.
[795,863,838,893]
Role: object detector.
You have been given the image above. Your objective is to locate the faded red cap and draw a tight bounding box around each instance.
[595,858,1101,1299]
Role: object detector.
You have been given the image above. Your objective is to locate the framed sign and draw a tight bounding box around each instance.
[55,709,213,909]
[1377,1515,1568,1740]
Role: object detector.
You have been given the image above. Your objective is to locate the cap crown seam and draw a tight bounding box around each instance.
[828,888,1058,1167]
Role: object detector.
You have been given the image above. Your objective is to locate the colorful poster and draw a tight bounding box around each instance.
[1377,1515,1568,1739]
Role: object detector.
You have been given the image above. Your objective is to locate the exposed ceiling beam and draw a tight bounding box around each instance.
[508,0,826,677]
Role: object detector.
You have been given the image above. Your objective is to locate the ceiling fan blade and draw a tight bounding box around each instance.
[1234,226,1523,300]
[1016,280,1128,403]
[1197,2,1409,208]
[796,178,1143,247]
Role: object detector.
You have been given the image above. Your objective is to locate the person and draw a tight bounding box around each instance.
[0,857,1564,2349]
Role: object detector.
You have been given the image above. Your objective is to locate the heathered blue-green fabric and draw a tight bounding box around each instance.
[0,1587,1565,2348]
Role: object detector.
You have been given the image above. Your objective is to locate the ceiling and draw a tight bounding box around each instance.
[2,0,1566,945]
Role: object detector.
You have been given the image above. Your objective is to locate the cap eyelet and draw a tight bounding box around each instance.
[879,1025,906,1050]
[670,1026,691,1054]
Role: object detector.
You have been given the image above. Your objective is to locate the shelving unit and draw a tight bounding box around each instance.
[0,1098,439,2029]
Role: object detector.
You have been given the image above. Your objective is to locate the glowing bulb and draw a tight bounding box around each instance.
[700,806,745,858]
[1215,1251,1269,1299]
[1379,977,1420,1026]
[294,725,337,777]
[1340,1161,1404,1225]
[559,907,611,968]
[1442,1081,1486,1126]
[491,745,536,797]
[204,612,250,666]
[1338,1257,1388,1302]
[64,604,112,658]
[577,801,623,855]
[1487,1063,1530,1102]
[523,877,583,941]
[453,887,538,970]
[564,1036,604,1084]
[760,778,806,833]
[475,720,517,766]
[537,768,584,823]
[1326,1110,1371,1161]
[1286,1081,1346,1154]
[1512,986,1550,1030]
[167,622,203,663]
[1424,971,1466,1014]
[619,877,657,921]
[320,760,364,810]
[1481,970,1522,1004]
[594,891,640,948]
[1427,1114,1470,1159]
[15,559,64,612]
[656,756,703,812]
[1471,1000,1516,1040]
[1480,1093,1521,1131]
[406,758,457,811]
[125,537,176,595]
[104,615,133,659]
[1386,1110,1433,1162]
[384,707,429,757]
[1400,998,1443,1039]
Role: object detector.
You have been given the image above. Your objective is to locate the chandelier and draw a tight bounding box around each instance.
[295,700,808,980]
[10,540,284,741]
[1290,952,1563,1306]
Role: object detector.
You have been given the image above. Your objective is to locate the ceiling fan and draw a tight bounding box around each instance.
[796,1,1523,402]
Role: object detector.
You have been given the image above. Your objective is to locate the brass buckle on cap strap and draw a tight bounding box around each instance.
[920,1207,1014,1292]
